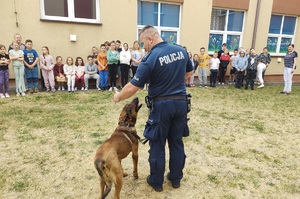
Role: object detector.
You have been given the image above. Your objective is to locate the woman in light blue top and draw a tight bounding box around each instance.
[130,41,144,77]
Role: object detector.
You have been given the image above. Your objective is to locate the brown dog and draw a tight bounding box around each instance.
[94,97,142,199]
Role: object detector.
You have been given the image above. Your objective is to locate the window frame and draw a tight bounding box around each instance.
[267,14,297,56]
[40,0,101,24]
[137,0,181,46]
[209,8,245,54]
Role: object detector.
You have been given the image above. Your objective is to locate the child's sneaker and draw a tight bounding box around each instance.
[85,87,88,91]
[16,92,20,96]
[74,87,77,91]
[62,87,65,91]
[71,87,75,92]
[0,94,5,99]
[5,93,10,98]
[46,88,50,92]
[21,92,26,96]
[108,87,112,92]
[57,87,61,91]
[52,88,56,92]
[34,88,39,93]
[113,87,119,92]
[81,87,84,91]
[258,84,264,88]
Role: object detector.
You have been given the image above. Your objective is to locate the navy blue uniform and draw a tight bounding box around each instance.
[131,42,193,189]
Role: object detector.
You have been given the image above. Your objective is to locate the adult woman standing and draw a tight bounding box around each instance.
[281,44,297,95]
[8,33,26,51]
[130,41,143,78]
[120,43,131,88]
[257,47,271,88]
[107,41,120,92]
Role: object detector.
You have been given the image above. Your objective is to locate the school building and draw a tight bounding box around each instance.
[2,0,300,81]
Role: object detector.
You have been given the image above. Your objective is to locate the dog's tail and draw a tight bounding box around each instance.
[94,158,112,199]
[95,158,105,177]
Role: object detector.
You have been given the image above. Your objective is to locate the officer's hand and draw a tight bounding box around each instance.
[113,91,121,103]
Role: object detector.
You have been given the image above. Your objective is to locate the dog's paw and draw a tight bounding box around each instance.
[123,172,128,177]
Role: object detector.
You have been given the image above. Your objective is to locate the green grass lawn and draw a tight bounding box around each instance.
[0,85,299,199]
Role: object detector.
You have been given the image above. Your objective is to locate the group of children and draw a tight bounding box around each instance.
[187,43,271,90]
[0,37,273,98]
[0,38,145,97]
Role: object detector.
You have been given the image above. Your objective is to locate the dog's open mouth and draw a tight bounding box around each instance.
[132,97,142,112]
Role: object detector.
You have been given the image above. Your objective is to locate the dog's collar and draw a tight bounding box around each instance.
[118,122,148,144]
[118,122,135,127]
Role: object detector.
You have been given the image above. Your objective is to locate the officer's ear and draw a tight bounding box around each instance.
[147,36,153,44]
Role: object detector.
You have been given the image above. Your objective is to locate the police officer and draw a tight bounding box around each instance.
[113,25,193,192]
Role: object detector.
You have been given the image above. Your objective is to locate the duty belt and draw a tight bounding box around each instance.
[153,95,187,102]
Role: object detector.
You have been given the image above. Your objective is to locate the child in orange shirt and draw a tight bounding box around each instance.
[97,44,108,90]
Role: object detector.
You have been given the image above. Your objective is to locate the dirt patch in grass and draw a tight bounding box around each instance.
[0,86,299,198]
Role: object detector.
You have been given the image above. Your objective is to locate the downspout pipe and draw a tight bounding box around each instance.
[252,0,261,48]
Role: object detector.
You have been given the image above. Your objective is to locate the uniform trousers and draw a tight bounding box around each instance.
[145,99,188,188]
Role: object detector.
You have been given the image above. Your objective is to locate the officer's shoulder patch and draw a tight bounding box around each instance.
[142,51,151,62]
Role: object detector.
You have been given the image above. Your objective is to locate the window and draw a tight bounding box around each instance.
[209,8,244,53]
[40,0,100,24]
[267,15,297,54]
[137,1,181,45]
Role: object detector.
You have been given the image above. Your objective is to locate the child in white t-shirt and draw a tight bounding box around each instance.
[209,51,220,87]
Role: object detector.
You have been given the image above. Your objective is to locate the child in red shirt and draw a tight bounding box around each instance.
[218,49,231,84]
